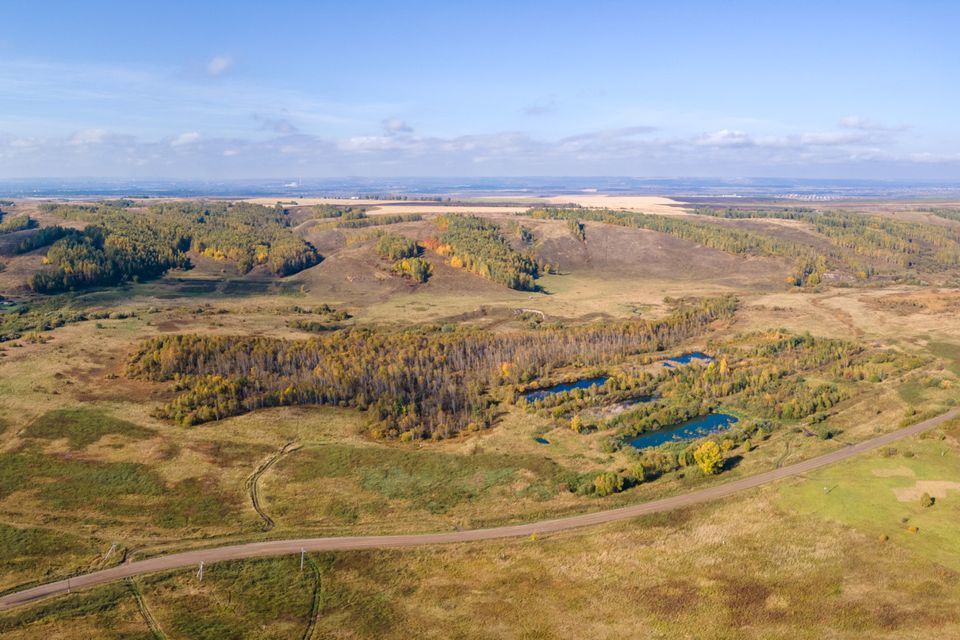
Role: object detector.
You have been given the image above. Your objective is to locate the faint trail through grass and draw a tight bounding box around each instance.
[127,578,166,640]
[301,555,322,640]
[246,441,301,531]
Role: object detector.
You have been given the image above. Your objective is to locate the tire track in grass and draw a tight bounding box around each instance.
[127,578,166,640]
[245,441,301,532]
[2,407,956,612]
[300,555,322,640]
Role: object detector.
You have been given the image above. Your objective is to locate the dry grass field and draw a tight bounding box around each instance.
[2,196,960,637]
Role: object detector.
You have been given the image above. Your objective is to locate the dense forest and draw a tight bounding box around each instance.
[14,226,74,254]
[426,214,542,290]
[924,208,960,222]
[29,226,189,293]
[308,205,422,228]
[375,233,431,282]
[0,215,37,235]
[28,202,320,292]
[127,296,737,438]
[310,204,367,219]
[337,213,422,228]
[375,233,420,260]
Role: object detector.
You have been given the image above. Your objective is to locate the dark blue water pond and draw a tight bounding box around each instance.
[627,413,738,449]
[522,376,609,402]
[664,352,715,367]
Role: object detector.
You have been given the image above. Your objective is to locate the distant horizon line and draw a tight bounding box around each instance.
[2,176,959,184]
[2,175,959,201]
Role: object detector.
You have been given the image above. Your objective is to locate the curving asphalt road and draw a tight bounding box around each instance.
[2,408,956,612]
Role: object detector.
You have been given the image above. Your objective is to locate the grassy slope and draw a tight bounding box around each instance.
[4,204,960,636]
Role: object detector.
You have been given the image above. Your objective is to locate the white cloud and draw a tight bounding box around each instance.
[0,117,955,179]
[254,114,300,134]
[839,115,907,132]
[382,118,413,135]
[206,55,234,77]
[171,131,201,147]
[523,97,557,116]
[69,128,108,146]
[797,131,868,146]
[694,129,754,147]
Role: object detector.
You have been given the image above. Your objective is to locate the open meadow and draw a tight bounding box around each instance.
[2,195,960,637]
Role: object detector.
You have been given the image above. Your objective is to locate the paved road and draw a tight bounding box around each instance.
[2,408,956,612]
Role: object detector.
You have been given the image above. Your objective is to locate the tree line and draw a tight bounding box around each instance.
[26,201,321,292]
[0,215,37,235]
[692,206,960,274]
[126,296,737,438]
[426,214,543,290]
[517,329,918,447]
[375,233,431,282]
[527,207,827,286]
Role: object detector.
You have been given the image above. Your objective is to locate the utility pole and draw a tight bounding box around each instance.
[197,561,204,582]
[300,548,305,572]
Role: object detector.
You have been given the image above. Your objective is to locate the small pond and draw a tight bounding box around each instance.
[522,376,609,402]
[626,413,738,449]
[662,352,715,368]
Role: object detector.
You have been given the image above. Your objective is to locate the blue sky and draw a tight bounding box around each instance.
[1,1,958,179]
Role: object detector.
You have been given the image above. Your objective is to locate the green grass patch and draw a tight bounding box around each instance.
[898,378,927,404]
[312,552,401,638]
[0,523,91,566]
[283,445,577,514]
[0,452,239,528]
[23,408,155,450]
[0,523,98,588]
[778,437,960,570]
[0,583,134,635]
[928,341,960,376]
[143,557,315,640]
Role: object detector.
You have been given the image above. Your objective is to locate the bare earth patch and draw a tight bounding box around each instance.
[872,466,915,478]
[893,480,960,502]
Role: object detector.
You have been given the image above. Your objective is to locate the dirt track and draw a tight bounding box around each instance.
[2,408,956,612]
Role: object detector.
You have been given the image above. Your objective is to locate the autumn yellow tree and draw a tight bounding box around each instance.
[570,415,584,433]
[593,472,624,497]
[694,440,724,475]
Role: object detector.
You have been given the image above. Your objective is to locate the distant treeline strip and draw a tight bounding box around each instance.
[527,207,826,286]
[532,206,960,283]
[310,205,422,228]
[691,206,960,271]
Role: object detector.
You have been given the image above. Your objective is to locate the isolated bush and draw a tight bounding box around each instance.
[627,463,646,484]
[694,441,724,475]
[593,472,624,497]
[570,415,584,433]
